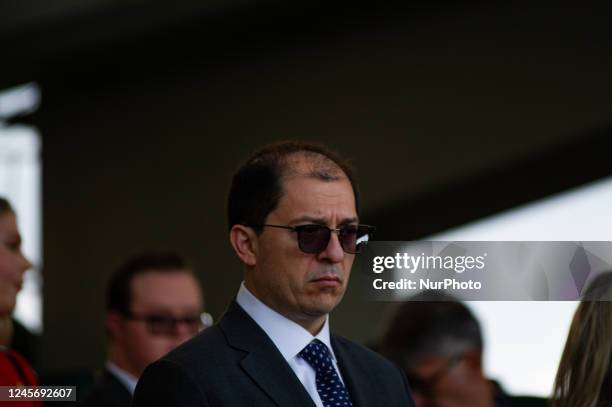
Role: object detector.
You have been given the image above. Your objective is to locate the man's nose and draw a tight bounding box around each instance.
[317,231,344,263]
[20,253,33,272]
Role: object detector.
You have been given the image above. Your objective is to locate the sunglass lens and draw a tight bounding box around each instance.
[297,225,330,253]
[145,316,174,336]
[338,226,358,253]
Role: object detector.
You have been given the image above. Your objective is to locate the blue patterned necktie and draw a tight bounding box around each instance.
[298,339,353,407]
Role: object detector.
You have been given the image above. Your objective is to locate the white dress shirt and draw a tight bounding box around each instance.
[236,282,347,407]
[106,361,138,395]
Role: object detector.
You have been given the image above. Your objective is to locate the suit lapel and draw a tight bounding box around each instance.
[219,301,315,407]
[103,369,134,405]
[332,336,378,407]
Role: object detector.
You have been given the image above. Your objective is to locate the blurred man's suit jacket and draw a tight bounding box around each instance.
[78,369,131,407]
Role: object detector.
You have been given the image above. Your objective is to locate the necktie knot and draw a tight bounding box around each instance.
[299,339,334,373]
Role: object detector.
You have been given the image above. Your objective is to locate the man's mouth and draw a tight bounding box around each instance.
[310,276,341,287]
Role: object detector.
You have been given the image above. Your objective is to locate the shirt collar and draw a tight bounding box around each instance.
[236,282,337,362]
[106,361,138,395]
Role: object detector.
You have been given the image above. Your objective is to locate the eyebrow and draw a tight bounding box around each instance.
[290,216,359,226]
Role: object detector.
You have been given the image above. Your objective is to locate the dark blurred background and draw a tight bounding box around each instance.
[1,0,612,377]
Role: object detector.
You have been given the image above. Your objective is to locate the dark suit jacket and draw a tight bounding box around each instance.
[133,301,414,406]
[78,369,132,407]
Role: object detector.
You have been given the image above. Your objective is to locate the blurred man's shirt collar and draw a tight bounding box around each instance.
[106,361,138,395]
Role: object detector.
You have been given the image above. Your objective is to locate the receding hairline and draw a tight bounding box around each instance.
[227,141,360,232]
[279,150,350,183]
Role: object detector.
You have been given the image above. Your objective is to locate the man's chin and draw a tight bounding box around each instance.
[304,295,343,315]
[0,297,17,315]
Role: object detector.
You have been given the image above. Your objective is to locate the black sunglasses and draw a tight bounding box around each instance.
[123,311,213,336]
[256,224,375,254]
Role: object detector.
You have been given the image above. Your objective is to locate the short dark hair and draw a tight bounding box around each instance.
[106,252,191,315]
[0,197,14,216]
[378,291,483,371]
[227,141,359,233]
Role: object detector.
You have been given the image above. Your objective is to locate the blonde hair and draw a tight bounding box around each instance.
[551,272,612,407]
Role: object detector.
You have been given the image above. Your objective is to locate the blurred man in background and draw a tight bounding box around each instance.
[79,252,209,407]
[377,291,546,407]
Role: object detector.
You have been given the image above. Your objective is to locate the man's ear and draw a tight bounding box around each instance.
[229,225,258,267]
[463,348,484,376]
[105,312,124,340]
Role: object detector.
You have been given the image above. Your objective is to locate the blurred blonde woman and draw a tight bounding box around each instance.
[0,197,40,406]
[551,271,612,407]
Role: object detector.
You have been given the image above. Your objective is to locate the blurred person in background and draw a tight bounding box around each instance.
[551,271,612,407]
[377,290,546,407]
[79,252,209,407]
[0,196,39,405]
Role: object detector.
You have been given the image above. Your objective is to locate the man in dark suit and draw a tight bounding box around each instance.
[80,252,208,407]
[133,141,415,407]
